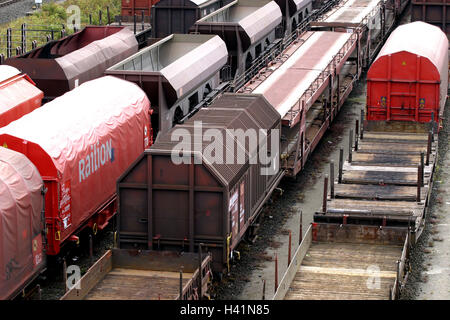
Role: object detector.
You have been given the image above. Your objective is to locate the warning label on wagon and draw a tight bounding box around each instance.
[60,180,72,230]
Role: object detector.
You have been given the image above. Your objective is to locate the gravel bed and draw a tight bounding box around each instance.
[0,0,54,25]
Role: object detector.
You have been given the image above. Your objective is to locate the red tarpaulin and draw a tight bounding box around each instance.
[0,147,45,300]
[0,76,151,255]
[0,65,43,128]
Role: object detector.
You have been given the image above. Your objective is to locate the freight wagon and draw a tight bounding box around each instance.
[4,26,139,101]
[239,29,359,177]
[105,34,228,138]
[117,94,284,272]
[311,0,397,68]
[151,0,229,38]
[61,249,212,300]
[191,0,283,80]
[275,21,448,300]
[366,21,448,125]
[275,0,313,35]
[412,0,450,39]
[0,147,46,300]
[0,76,152,256]
[0,65,43,128]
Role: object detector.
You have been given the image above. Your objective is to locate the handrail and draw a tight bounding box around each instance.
[273,225,313,300]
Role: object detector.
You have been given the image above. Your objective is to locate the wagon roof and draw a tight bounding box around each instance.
[374,21,448,73]
[0,65,20,83]
[196,0,282,47]
[147,94,280,186]
[0,76,149,175]
[322,0,381,24]
[106,34,227,99]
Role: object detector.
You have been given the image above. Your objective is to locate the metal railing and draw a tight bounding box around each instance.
[284,31,359,126]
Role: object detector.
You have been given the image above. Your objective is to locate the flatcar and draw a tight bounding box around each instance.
[278,21,449,300]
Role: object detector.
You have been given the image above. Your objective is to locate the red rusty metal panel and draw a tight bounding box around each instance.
[412,0,450,39]
[5,26,138,101]
[0,76,151,255]
[0,147,45,300]
[367,21,448,123]
[121,0,160,17]
[0,66,43,128]
[117,94,282,272]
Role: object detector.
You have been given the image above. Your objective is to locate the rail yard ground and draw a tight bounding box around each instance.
[2,1,449,301]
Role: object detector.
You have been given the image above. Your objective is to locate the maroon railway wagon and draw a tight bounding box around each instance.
[0,147,46,300]
[121,0,160,17]
[4,26,138,101]
[412,0,450,39]
[117,94,283,272]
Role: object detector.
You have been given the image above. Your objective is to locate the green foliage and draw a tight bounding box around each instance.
[0,0,122,56]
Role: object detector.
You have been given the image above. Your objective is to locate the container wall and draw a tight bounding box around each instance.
[412,0,450,39]
[118,153,226,271]
[367,53,441,122]
[121,0,160,17]
[152,0,223,38]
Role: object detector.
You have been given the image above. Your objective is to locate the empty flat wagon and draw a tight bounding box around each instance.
[61,249,212,300]
[274,21,447,301]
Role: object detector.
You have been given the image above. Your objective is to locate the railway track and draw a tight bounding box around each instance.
[0,0,23,8]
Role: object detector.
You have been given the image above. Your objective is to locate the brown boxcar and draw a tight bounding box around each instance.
[117,94,284,272]
[412,0,450,39]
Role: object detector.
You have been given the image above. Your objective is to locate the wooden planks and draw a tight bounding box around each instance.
[84,268,192,300]
[284,243,402,300]
[325,127,438,230]
[334,183,428,201]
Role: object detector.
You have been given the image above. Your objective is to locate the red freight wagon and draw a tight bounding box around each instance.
[121,0,160,17]
[0,76,151,255]
[0,66,43,128]
[0,147,46,300]
[367,22,448,126]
